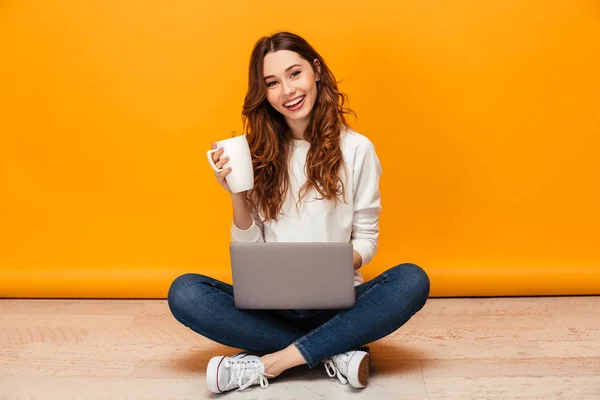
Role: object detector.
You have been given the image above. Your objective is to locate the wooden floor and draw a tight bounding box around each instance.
[1,296,599,399]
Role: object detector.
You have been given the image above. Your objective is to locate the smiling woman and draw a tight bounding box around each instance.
[263,55,319,133]
[242,33,356,222]
[167,31,431,394]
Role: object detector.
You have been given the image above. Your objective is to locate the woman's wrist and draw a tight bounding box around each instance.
[231,191,253,230]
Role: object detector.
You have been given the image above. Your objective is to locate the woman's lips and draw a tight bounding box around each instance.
[284,95,306,111]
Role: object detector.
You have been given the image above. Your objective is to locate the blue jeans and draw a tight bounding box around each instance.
[168,263,430,368]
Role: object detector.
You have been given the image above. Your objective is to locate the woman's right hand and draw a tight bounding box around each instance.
[210,142,233,193]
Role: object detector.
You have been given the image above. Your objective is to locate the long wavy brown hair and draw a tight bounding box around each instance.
[242,32,355,222]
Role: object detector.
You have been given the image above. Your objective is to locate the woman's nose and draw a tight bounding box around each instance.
[282,80,295,96]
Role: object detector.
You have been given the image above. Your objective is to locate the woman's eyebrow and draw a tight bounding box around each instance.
[264,64,302,80]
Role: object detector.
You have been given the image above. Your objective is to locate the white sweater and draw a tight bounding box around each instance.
[231,128,382,285]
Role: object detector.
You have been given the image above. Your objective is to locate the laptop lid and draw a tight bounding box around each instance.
[230,242,355,310]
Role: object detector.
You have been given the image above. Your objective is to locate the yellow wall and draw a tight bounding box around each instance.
[1,1,599,298]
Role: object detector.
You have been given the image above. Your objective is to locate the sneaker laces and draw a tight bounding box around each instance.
[324,352,355,385]
[223,358,273,391]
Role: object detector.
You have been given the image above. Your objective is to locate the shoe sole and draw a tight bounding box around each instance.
[348,352,369,388]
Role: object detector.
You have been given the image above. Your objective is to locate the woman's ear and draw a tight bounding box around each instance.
[313,59,321,81]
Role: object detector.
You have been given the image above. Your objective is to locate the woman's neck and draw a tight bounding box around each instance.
[286,117,309,140]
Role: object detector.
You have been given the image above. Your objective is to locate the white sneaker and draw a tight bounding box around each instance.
[324,350,370,389]
[206,352,273,393]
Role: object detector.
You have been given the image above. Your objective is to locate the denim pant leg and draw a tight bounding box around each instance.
[293,263,431,368]
[167,273,306,354]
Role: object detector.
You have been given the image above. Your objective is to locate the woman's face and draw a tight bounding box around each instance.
[263,50,320,126]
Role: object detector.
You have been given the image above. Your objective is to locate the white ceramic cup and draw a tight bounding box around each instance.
[206,134,254,193]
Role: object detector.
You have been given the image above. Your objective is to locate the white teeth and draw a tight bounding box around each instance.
[284,96,304,107]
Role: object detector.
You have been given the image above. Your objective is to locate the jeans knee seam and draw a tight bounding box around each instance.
[356,276,386,301]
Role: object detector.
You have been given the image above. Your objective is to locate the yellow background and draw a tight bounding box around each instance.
[1,1,599,298]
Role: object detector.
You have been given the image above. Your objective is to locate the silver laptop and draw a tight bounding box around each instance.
[230,242,355,310]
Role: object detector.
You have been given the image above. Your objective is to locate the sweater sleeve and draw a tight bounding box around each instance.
[351,141,382,267]
[230,211,265,243]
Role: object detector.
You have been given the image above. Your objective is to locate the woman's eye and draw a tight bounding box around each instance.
[266,81,277,87]
[291,71,301,78]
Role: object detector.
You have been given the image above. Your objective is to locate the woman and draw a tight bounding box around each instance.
[168,31,430,393]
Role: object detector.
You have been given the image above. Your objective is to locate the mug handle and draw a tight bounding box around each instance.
[206,149,224,173]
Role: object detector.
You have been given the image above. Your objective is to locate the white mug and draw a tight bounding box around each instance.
[206,134,254,193]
